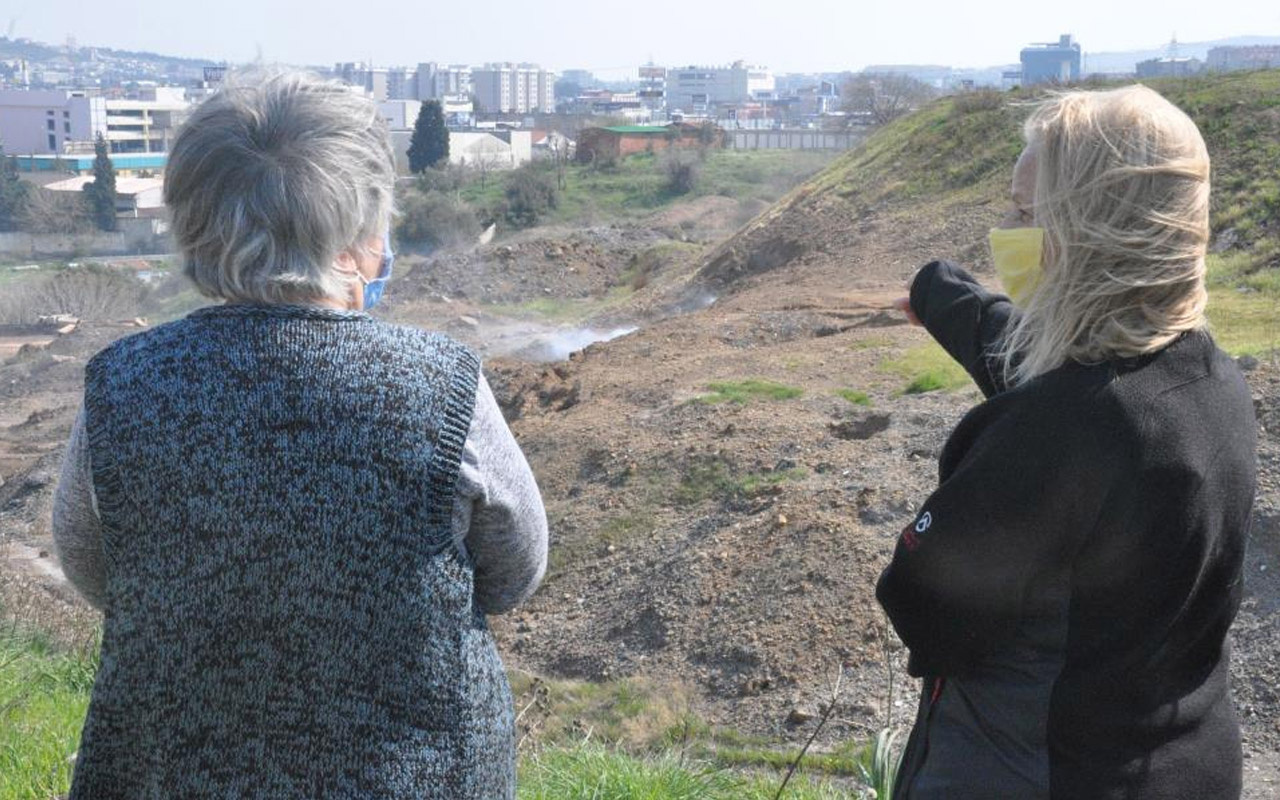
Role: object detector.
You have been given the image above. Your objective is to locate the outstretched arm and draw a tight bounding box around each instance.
[908,260,1019,398]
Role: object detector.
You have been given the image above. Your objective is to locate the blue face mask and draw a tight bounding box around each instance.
[360,232,394,310]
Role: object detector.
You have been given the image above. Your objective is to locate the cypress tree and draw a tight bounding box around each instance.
[0,144,30,232]
[84,134,118,232]
[407,100,450,174]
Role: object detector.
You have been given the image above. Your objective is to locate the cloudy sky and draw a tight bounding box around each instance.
[7,0,1279,76]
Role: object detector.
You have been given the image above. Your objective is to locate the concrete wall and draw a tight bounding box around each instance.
[0,219,167,257]
[729,129,865,151]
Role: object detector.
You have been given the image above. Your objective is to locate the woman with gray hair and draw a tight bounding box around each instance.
[51,70,547,798]
[880,86,1255,798]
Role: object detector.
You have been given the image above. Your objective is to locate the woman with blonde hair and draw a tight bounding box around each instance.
[880,85,1255,799]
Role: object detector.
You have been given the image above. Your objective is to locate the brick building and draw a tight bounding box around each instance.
[574,123,724,163]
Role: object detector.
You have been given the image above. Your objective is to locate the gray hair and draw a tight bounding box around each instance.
[164,69,396,305]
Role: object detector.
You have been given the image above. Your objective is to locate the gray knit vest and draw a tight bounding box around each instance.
[72,304,514,799]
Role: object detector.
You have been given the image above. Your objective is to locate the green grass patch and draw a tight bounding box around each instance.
[834,389,872,407]
[508,673,689,749]
[1204,249,1280,356]
[518,744,857,800]
[459,149,839,230]
[598,511,657,545]
[673,456,806,505]
[697,379,803,405]
[879,342,970,394]
[0,623,97,800]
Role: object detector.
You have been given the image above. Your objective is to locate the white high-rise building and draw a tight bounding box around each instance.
[471,63,554,114]
[414,63,472,101]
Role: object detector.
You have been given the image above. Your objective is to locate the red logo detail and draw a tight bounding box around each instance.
[901,524,920,551]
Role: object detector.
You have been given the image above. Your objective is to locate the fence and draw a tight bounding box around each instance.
[728,129,866,151]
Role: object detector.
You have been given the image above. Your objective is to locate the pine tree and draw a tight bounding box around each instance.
[84,134,118,232]
[0,144,30,232]
[407,100,450,174]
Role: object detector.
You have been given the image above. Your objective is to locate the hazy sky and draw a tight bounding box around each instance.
[7,0,1279,77]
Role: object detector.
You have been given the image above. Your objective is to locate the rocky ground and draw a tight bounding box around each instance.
[1,194,1277,797]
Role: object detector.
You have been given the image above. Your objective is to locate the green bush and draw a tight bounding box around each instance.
[502,166,560,229]
[395,188,480,251]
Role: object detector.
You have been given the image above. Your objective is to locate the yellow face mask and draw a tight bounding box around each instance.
[989,227,1045,307]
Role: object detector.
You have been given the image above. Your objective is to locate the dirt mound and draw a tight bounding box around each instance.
[386,225,673,311]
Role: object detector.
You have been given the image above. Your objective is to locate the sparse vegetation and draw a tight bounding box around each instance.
[674,456,806,505]
[456,149,837,229]
[698,379,803,405]
[835,389,872,407]
[1205,247,1280,357]
[0,264,149,324]
[879,343,970,394]
[517,745,855,799]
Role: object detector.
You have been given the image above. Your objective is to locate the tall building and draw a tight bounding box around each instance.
[333,62,389,101]
[667,61,774,111]
[414,63,472,101]
[560,69,596,87]
[1020,35,1081,85]
[386,67,414,101]
[471,63,554,114]
[638,64,667,112]
[1136,57,1204,78]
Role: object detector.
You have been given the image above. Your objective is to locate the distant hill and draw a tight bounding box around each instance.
[0,36,217,68]
[1084,35,1280,74]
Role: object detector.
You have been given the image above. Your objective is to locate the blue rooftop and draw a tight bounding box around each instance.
[10,153,169,172]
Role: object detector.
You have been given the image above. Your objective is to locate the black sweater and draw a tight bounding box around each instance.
[877,262,1257,800]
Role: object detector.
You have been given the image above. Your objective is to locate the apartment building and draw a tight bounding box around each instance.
[1207,45,1280,71]
[415,63,472,100]
[471,63,554,114]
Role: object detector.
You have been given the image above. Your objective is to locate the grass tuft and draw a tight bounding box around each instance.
[880,343,970,394]
[834,389,872,407]
[698,379,803,405]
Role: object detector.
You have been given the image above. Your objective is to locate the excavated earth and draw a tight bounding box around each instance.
[1,195,1277,797]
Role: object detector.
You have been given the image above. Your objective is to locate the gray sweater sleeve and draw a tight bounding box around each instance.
[451,373,548,614]
[51,407,108,610]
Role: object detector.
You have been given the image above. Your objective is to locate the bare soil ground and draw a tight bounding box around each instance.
[1,196,1277,796]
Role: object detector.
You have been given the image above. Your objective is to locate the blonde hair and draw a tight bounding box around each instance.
[999,85,1211,385]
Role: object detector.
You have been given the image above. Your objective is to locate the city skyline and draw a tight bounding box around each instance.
[4,0,1279,79]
